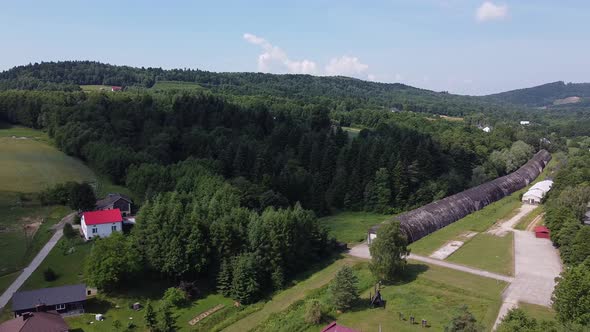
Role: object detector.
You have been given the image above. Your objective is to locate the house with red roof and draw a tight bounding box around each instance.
[111,86,123,92]
[81,209,123,240]
[321,321,360,332]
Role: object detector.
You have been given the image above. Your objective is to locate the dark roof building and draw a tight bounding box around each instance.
[12,284,86,316]
[96,193,133,216]
[369,150,552,243]
[0,311,69,332]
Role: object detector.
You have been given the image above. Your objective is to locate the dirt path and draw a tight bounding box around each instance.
[487,204,537,236]
[222,257,361,332]
[348,243,513,283]
[0,212,75,310]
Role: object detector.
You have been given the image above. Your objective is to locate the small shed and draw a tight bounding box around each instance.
[522,180,553,205]
[534,226,550,239]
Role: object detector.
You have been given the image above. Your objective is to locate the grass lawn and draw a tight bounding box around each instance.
[21,237,92,290]
[342,127,362,140]
[319,211,390,244]
[0,201,70,280]
[409,190,523,256]
[252,262,506,332]
[515,206,544,230]
[0,123,95,192]
[518,302,557,322]
[446,233,514,275]
[0,273,18,295]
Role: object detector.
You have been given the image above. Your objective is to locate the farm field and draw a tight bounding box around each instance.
[251,262,506,332]
[0,123,96,192]
[319,211,390,244]
[446,233,514,275]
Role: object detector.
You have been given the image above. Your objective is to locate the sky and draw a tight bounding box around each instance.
[0,0,589,95]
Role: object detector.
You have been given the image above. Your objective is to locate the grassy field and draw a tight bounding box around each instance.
[21,238,92,291]
[0,123,95,192]
[319,211,390,244]
[342,127,361,140]
[409,190,523,256]
[446,233,514,275]
[0,123,94,291]
[251,261,506,332]
[515,206,544,230]
[518,302,556,322]
[80,85,113,92]
[151,81,202,91]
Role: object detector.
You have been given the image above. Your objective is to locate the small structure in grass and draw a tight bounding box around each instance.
[188,304,225,326]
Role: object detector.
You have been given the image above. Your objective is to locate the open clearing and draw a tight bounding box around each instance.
[319,211,390,244]
[446,233,514,275]
[0,123,95,192]
[151,80,203,91]
[250,262,505,332]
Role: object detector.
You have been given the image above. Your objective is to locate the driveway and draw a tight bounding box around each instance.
[0,212,75,310]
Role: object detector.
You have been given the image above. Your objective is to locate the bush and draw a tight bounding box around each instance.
[63,223,76,239]
[73,215,81,225]
[179,281,201,300]
[162,287,188,307]
[43,267,57,281]
[304,299,323,324]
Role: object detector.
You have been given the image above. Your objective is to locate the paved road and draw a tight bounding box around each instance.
[0,212,75,310]
[348,243,514,283]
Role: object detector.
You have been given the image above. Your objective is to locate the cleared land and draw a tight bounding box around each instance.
[446,233,514,275]
[251,262,506,332]
[342,127,362,140]
[80,85,112,92]
[515,206,544,230]
[319,211,390,244]
[0,123,94,291]
[0,124,95,192]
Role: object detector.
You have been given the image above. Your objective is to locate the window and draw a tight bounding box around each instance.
[56,303,66,310]
[111,225,117,231]
[92,228,98,234]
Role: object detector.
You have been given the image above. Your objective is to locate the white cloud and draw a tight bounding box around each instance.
[325,56,369,77]
[243,33,373,80]
[476,2,508,22]
[243,33,317,74]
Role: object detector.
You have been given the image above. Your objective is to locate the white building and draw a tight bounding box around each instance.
[81,209,123,240]
[483,126,491,133]
[520,121,531,125]
[522,180,553,205]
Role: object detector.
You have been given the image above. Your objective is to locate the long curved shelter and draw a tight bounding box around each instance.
[368,150,551,244]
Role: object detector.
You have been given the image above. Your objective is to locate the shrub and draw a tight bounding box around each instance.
[63,223,76,239]
[43,267,57,281]
[304,299,323,324]
[162,287,188,307]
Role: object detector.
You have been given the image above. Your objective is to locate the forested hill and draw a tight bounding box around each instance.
[484,81,590,107]
[0,61,507,117]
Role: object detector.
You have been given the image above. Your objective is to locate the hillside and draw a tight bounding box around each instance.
[0,61,509,117]
[484,81,590,107]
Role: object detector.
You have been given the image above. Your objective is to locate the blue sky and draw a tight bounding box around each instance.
[1,0,588,95]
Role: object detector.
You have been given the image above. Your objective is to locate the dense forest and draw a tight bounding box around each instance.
[485,81,590,107]
[0,61,581,305]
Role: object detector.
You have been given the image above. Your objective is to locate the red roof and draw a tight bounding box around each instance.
[111,86,122,91]
[82,209,123,225]
[534,226,549,233]
[321,322,360,332]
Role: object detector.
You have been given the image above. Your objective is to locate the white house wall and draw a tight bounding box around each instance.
[81,217,122,240]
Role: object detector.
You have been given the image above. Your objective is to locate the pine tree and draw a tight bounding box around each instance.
[231,253,260,304]
[217,259,233,297]
[144,301,157,332]
[374,168,392,213]
[329,265,359,311]
[158,303,176,332]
